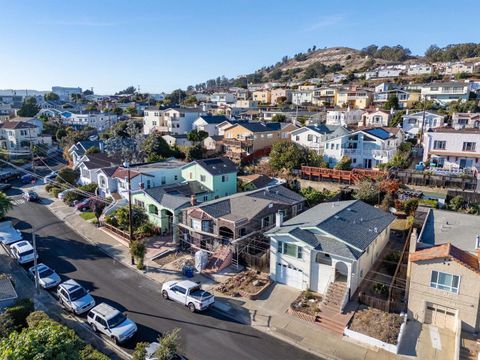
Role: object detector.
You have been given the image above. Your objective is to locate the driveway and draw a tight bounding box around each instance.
[415,324,455,360]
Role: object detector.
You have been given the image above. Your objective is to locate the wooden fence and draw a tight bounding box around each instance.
[101,222,133,241]
[358,293,406,314]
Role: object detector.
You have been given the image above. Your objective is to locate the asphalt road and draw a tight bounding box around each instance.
[6,181,322,360]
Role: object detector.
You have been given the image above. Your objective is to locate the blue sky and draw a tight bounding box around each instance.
[1,0,479,94]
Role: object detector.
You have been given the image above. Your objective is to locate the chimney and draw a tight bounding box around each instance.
[275,212,284,227]
[190,195,197,206]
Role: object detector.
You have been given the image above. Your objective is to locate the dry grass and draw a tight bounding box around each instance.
[349,306,403,344]
[290,291,322,316]
[217,270,269,296]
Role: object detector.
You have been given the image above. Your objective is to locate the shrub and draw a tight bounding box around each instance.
[449,195,464,211]
[79,183,98,194]
[26,311,50,328]
[334,156,352,170]
[373,283,388,296]
[135,222,157,238]
[51,187,63,198]
[80,344,110,360]
[403,198,419,215]
[130,240,146,270]
[133,342,149,360]
[63,190,84,205]
[0,299,34,337]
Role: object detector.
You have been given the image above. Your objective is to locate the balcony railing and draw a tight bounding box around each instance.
[341,148,395,159]
[223,138,254,148]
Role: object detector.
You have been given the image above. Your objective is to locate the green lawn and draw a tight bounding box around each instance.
[79,212,95,221]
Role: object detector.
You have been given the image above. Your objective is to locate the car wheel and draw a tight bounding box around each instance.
[162,290,169,300]
[90,323,97,332]
[188,303,196,313]
[111,336,119,345]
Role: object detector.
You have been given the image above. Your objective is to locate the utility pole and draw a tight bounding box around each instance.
[124,161,135,265]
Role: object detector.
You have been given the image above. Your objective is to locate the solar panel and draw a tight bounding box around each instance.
[365,128,390,140]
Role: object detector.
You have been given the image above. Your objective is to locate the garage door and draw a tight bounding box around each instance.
[276,262,303,289]
[425,303,457,331]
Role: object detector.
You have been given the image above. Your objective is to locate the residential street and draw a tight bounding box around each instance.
[7,192,322,360]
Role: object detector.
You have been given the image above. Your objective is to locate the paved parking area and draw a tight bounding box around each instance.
[415,324,455,360]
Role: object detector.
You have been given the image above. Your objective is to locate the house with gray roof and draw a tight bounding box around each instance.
[290,125,350,154]
[265,200,395,299]
[181,184,304,270]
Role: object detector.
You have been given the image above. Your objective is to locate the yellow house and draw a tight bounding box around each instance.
[313,87,338,106]
[253,90,271,104]
[223,122,282,161]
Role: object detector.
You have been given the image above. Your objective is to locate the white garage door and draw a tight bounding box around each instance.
[276,262,303,289]
[424,303,457,331]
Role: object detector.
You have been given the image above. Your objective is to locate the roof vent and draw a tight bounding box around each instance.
[334,215,340,220]
[347,208,352,211]
[374,227,378,233]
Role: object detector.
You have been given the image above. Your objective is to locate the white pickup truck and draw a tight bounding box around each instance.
[161,280,214,312]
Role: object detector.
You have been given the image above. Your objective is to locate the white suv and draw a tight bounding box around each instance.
[10,241,37,264]
[87,303,137,344]
[57,279,95,315]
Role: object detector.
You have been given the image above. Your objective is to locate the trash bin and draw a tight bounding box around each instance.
[183,266,194,278]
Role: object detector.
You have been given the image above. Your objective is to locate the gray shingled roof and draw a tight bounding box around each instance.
[185,157,237,176]
[192,185,304,223]
[266,200,395,259]
[142,181,209,210]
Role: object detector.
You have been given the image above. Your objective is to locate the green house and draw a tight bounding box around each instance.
[181,158,237,201]
[131,157,238,242]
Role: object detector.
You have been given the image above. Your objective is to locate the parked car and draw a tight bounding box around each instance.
[75,197,95,212]
[43,171,58,184]
[10,241,37,264]
[0,183,12,191]
[161,280,214,312]
[0,221,22,245]
[58,189,74,200]
[57,279,95,315]
[145,342,187,360]
[0,169,20,182]
[87,303,137,344]
[20,174,35,184]
[22,190,39,202]
[28,263,61,289]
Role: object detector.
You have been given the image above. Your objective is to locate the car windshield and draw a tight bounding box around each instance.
[69,287,87,301]
[38,268,54,277]
[107,313,126,328]
[20,249,34,256]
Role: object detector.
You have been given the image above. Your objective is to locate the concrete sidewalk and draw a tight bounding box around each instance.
[38,186,404,360]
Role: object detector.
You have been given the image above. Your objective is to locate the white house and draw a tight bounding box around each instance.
[0,121,51,153]
[76,153,121,186]
[323,127,405,169]
[68,140,104,168]
[192,115,229,137]
[291,90,314,105]
[402,111,445,139]
[443,62,475,75]
[112,159,185,199]
[326,109,364,127]
[421,82,472,104]
[163,108,206,135]
[209,93,236,106]
[162,134,193,148]
[451,112,480,129]
[266,200,395,299]
[360,110,391,127]
[422,128,480,171]
[291,125,350,154]
[61,111,118,131]
[377,69,402,78]
[143,107,164,135]
[407,64,433,76]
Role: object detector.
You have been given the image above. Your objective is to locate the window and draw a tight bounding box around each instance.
[221,175,228,182]
[201,220,212,233]
[203,195,208,202]
[430,270,460,293]
[462,142,476,152]
[174,175,178,181]
[189,172,193,179]
[200,175,206,182]
[161,176,166,185]
[433,140,446,150]
[96,317,107,328]
[278,242,303,258]
[307,134,313,141]
[148,204,158,215]
[191,219,201,231]
[295,135,300,141]
[134,199,145,208]
[99,176,106,187]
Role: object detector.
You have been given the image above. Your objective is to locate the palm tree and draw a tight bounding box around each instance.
[0,192,13,218]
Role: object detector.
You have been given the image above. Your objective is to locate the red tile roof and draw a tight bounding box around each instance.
[410,243,480,274]
[112,167,141,180]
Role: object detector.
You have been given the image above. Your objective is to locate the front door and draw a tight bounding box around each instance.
[363,159,372,168]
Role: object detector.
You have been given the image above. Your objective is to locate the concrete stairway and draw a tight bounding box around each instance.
[316,281,351,335]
